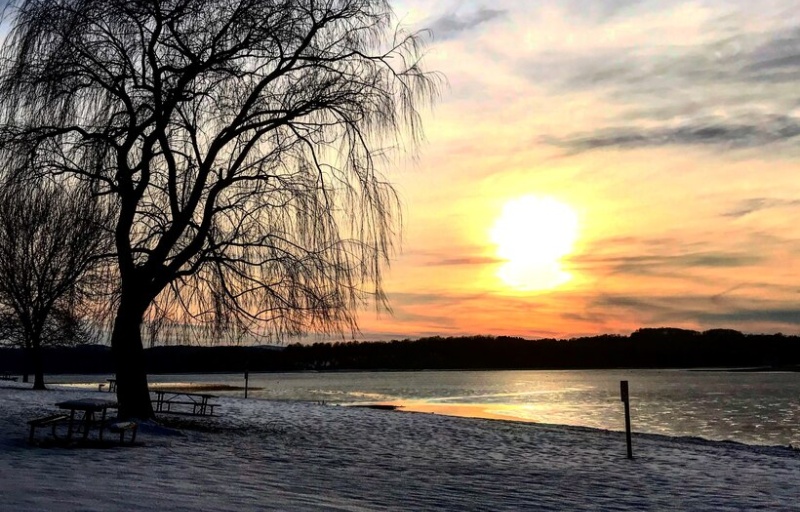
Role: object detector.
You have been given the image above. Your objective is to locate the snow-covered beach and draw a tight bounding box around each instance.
[1,383,798,511]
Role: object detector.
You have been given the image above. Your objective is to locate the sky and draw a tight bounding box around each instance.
[346,0,800,341]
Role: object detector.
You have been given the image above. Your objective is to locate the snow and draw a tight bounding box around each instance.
[1,382,799,511]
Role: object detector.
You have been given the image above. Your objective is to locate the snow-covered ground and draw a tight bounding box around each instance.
[1,382,798,511]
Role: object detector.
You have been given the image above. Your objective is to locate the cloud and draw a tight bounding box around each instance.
[587,293,800,331]
[544,116,800,152]
[744,28,800,82]
[723,198,800,218]
[428,256,502,266]
[429,7,506,40]
[517,16,800,156]
[534,24,800,96]
[559,0,648,22]
[696,308,800,327]
[569,250,763,282]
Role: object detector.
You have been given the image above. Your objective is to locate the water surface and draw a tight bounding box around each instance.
[49,369,800,447]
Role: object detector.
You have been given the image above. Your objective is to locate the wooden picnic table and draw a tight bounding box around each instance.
[151,390,218,416]
[55,398,119,442]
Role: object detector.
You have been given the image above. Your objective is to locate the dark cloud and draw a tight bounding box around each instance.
[744,28,800,81]
[586,294,711,327]
[544,116,800,152]
[429,7,506,40]
[587,293,800,330]
[696,308,800,327]
[723,198,800,218]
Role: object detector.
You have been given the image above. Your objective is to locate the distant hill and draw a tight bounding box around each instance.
[1,328,799,374]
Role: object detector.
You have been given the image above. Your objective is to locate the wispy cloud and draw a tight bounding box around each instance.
[723,198,800,218]
[571,251,763,280]
[544,116,800,152]
[428,256,502,266]
[515,11,800,153]
[429,7,506,40]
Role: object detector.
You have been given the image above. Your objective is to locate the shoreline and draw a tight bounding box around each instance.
[355,401,800,452]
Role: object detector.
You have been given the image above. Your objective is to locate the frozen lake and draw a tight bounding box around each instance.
[49,368,800,447]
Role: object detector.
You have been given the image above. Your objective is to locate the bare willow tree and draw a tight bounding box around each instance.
[0,0,438,417]
[0,177,111,389]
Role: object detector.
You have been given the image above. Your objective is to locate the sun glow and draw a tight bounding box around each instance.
[491,196,579,291]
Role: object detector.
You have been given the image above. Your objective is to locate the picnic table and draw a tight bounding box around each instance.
[151,390,218,416]
[55,398,119,442]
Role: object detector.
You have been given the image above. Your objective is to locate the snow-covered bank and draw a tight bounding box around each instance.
[1,384,798,511]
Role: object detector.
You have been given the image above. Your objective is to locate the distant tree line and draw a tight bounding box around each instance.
[2,328,799,375]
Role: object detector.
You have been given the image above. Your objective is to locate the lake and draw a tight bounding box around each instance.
[51,369,800,447]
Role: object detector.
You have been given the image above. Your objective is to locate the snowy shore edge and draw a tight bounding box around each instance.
[1,384,798,511]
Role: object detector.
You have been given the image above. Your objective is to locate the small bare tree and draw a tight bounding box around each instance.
[0,177,111,389]
[0,0,438,417]
[0,307,100,384]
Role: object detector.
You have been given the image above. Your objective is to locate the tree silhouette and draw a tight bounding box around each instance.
[0,0,438,416]
[0,177,111,389]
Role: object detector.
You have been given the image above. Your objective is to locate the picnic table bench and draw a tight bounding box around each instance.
[107,421,137,444]
[151,390,219,416]
[27,413,70,443]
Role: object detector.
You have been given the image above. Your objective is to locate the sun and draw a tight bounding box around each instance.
[490,196,579,291]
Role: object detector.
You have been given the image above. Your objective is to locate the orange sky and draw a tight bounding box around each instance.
[344,1,800,341]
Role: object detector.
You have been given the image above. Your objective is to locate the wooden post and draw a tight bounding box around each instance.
[244,368,249,399]
[620,380,633,459]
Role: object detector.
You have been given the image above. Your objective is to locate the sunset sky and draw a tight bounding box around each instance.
[352,0,800,340]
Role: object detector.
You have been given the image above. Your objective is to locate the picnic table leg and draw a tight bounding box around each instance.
[99,408,107,442]
[82,411,94,441]
[66,410,76,441]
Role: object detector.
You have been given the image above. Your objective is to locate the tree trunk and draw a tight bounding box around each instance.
[21,347,30,383]
[111,303,154,419]
[31,340,46,390]
[22,344,31,384]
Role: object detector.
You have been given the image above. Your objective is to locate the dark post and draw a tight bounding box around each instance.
[244,368,249,399]
[620,380,633,459]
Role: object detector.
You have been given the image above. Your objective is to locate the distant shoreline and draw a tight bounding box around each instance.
[3,328,800,375]
[691,366,800,373]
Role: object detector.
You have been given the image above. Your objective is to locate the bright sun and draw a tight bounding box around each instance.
[490,196,579,291]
